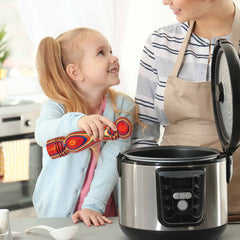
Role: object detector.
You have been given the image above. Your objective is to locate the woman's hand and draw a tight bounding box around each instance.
[71,209,113,227]
[78,115,117,142]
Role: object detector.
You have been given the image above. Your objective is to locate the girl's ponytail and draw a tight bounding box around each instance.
[36,35,86,113]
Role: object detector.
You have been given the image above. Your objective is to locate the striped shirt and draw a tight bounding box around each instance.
[132,21,238,148]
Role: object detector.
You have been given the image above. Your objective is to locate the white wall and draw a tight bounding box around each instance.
[15,0,240,99]
[113,0,176,97]
[115,0,240,98]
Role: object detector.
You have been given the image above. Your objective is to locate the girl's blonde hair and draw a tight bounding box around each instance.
[36,27,123,114]
[36,27,144,128]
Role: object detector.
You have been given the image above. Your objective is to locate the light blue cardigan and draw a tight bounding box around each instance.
[33,92,135,217]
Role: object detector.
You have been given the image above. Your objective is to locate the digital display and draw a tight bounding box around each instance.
[172,178,192,188]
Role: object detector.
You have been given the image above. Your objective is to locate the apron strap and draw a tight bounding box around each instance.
[231,5,240,52]
[171,5,240,77]
[171,21,195,77]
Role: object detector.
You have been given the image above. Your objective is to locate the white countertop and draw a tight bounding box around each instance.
[8,217,240,240]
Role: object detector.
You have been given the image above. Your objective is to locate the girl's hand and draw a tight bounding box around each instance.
[71,209,112,227]
[77,115,117,142]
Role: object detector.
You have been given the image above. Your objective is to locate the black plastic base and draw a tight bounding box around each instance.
[119,224,227,240]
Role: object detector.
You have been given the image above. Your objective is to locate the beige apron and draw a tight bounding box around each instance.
[161,7,240,221]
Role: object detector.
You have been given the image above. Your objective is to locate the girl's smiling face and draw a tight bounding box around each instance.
[78,31,120,92]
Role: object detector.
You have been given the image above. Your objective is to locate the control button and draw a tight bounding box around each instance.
[164,208,175,218]
[179,192,186,199]
[185,192,192,199]
[177,200,188,211]
[173,192,180,199]
[193,206,202,217]
[174,192,192,200]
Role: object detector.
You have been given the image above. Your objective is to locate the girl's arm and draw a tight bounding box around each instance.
[36,100,118,147]
[35,100,85,147]
[73,95,135,225]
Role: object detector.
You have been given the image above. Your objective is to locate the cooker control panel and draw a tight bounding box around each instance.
[156,169,205,226]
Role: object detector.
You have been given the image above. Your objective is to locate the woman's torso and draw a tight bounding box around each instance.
[135,22,237,128]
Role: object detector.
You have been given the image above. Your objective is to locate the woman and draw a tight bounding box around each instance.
[132,0,240,221]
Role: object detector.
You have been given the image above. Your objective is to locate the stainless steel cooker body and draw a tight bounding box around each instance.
[118,146,228,240]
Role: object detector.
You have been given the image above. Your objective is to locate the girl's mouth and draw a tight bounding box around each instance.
[108,67,119,73]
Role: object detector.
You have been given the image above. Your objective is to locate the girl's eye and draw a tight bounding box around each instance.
[98,51,104,56]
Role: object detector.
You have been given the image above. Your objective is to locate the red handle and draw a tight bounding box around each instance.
[46,117,132,159]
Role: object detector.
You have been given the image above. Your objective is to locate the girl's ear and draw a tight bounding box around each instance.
[66,64,84,82]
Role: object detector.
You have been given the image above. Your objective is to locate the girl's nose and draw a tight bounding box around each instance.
[110,54,118,63]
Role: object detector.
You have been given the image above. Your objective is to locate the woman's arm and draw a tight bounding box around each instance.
[131,34,161,148]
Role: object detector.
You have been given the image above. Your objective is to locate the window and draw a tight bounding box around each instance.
[0,0,44,104]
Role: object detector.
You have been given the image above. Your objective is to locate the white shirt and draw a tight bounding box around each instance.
[132,22,237,147]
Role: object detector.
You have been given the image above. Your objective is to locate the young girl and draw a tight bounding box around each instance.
[33,28,135,226]
[132,0,240,221]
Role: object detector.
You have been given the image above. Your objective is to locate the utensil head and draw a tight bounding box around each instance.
[50,226,79,240]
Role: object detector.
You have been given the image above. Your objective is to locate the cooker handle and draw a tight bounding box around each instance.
[226,155,233,183]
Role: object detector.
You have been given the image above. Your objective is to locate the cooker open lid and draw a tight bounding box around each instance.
[211,39,240,155]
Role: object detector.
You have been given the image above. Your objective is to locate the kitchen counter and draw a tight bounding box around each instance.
[9,217,240,240]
